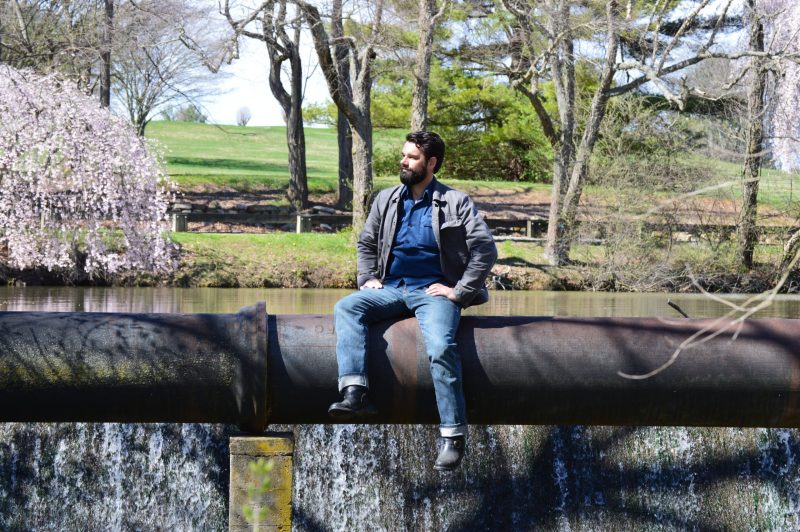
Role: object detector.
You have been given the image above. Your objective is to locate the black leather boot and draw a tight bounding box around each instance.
[434,436,465,471]
[327,385,378,421]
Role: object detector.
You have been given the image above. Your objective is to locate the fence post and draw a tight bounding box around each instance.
[295,214,312,233]
[171,213,187,232]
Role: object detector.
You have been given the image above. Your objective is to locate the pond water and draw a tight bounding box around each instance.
[2,287,800,530]
[2,286,799,318]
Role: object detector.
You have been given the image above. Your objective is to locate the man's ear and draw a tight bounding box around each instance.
[427,156,438,174]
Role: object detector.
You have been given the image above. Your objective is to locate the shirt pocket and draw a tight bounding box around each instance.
[419,221,438,249]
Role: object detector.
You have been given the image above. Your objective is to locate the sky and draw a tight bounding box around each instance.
[202,37,329,127]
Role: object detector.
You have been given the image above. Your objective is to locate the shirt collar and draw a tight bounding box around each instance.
[400,178,437,202]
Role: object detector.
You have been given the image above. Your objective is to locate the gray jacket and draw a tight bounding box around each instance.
[356,179,498,307]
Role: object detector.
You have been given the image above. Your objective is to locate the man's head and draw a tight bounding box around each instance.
[400,131,445,187]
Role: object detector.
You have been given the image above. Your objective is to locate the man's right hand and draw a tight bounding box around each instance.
[360,278,384,290]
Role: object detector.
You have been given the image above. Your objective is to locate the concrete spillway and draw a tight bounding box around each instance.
[0,302,798,431]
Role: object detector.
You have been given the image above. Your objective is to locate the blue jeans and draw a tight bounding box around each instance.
[334,285,467,437]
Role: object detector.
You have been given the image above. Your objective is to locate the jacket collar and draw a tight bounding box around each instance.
[431,177,450,205]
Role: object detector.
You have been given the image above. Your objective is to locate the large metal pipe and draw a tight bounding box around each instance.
[0,303,268,431]
[1,302,799,430]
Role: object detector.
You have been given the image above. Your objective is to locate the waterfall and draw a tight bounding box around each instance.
[0,423,232,530]
[4,423,800,529]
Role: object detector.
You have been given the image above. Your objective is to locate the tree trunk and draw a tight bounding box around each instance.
[260,1,308,212]
[351,119,373,232]
[545,149,573,264]
[410,0,437,131]
[100,0,113,108]
[350,50,374,233]
[285,46,308,210]
[782,229,800,271]
[286,86,308,210]
[332,0,353,209]
[556,83,614,261]
[336,112,353,209]
[135,115,147,136]
[544,0,576,265]
[737,0,765,270]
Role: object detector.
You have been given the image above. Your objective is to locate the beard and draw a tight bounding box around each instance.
[400,167,426,186]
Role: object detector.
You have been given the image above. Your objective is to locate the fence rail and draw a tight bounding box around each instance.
[169,212,795,242]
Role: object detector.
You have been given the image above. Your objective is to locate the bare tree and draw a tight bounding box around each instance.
[114,0,222,136]
[496,0,796,266]
[223,0,309,211]
[236,106,252,126]
[1,1,225,124]
[410,0,447,131]
[298,0,384,233]
[0,0,106,94]
[737,0,766,269]
[500,0,620,265]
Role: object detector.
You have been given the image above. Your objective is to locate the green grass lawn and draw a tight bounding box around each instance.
[145,121,556,196]
[146,121,407,193]
[147,121,800,214]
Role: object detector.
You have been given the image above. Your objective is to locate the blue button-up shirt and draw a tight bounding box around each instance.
[383,183,445,291]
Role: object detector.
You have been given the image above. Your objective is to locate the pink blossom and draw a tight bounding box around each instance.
[0,65,176,277]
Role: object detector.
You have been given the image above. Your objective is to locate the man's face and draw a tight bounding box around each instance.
[400,141,430,187]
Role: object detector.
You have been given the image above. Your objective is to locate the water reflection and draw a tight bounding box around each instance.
[0,286,799,319]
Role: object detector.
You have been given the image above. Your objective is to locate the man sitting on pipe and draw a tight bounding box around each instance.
[328,131,498,471]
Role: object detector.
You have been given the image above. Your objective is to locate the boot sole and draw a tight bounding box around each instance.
[327,406,378,421]
[433,460,463,472]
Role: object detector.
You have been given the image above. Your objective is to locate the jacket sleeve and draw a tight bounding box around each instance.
[355,192,384,288]
[452,196,497,305]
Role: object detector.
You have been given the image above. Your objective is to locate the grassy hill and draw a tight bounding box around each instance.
[146,121,406,193]
[145,121,556,196]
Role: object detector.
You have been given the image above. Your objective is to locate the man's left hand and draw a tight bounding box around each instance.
[425,283,458,302]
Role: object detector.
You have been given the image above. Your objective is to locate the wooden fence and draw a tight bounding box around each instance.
[170,212,793,242]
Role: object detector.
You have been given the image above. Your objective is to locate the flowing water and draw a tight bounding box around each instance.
[2,288,800,530]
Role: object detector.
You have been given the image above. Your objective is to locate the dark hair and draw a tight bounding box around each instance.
[406,131,445,173]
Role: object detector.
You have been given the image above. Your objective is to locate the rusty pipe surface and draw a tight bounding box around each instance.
[269,313,800,427]
[0,303,268,432]
[2,302,800,429]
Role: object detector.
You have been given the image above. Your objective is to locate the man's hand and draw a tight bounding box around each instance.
[425,283,457,302]
[360,278,384,290]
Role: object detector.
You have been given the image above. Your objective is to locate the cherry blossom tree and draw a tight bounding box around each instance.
[0,65,175,279]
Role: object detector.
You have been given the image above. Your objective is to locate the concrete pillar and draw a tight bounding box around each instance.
[229,433,294,531]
